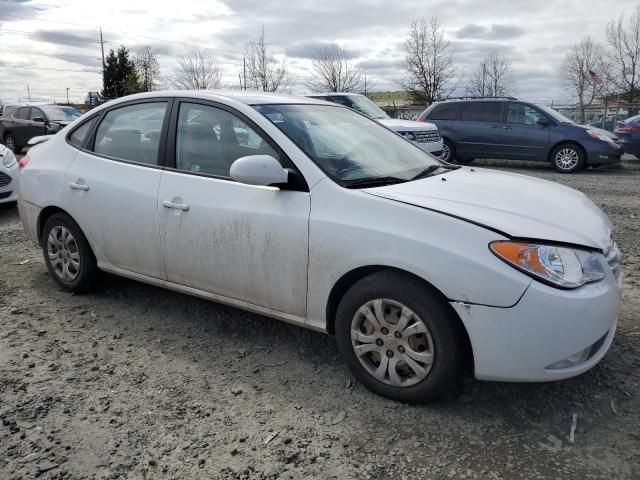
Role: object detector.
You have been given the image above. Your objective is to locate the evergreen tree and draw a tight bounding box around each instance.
[102,46,140,98]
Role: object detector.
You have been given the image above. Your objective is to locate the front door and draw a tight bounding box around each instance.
[66,100,170,279]
[500,102,550,159]
[452,101,505,159]
[158,101,310,316]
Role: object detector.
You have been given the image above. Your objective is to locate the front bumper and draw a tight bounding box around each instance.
[586,141,623,164]
[451,272,621,382]
[0,164,19,204]
[414,139,444,156]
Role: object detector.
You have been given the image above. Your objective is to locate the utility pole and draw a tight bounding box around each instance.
[100,27,106,88]
[243,54,247,91]
[27,84,31,101]
[364,73,367,96]
[238,72,242,90]
[481,63,486,97]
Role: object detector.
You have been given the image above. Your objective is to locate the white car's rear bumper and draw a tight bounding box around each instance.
[451,273,621,382]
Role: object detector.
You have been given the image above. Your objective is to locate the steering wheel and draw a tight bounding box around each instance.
[335,140,380,176]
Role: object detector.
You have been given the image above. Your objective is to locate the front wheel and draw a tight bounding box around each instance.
[334,271,463,403]
[42,213,100,292]
[3,134,19,154]
[551,143,585,173]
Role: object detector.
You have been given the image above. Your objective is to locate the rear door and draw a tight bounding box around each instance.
[66,99,170,279]
[500,102,550,160]
[13,107,31,146]
[451,102,505,158]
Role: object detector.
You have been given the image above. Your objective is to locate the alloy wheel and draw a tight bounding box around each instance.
[441,142,451,162]
[4,135,15,152]
[554,148,579,171]
[350,298,435,387]
[47,226,81,282]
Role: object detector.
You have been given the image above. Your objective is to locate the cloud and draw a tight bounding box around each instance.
[32,29,99,48]
[456,23,525,40]
[285,42,362,59]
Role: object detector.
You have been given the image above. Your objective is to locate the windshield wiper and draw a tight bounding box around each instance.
[343,176,406,189]
[410,165,445,181]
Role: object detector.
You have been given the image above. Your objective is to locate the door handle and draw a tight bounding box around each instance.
[502,126,513,130]
[162,200,190,211]
[491,125,502,129]
[70,182,89,191]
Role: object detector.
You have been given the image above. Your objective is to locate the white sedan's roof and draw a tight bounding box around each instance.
[104,90,330,106]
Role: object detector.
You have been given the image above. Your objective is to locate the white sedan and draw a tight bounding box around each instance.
[0,144,19,204]
[17,91,622,402]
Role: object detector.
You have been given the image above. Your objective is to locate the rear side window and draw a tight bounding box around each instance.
[459,102,503,123]
[68,117,97,148]
[93,102,167,165]
[425,102,462,120]
[16,108,30,120]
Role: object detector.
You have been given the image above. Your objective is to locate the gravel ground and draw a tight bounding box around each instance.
[1,161,639,480]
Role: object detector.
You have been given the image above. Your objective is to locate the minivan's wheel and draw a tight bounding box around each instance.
[3,134,18,154]
[440,139,455,163]
[551,143,584,173]
[42,213,99,292]
[335,271,463,403]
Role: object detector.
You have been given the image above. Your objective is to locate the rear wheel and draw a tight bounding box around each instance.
[334,271,463,403]
[42,213,100,292]
[440,139,455,163]
[3,134,19,154]
[551,143,585,173]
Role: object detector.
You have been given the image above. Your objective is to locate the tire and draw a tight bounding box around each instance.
[550,143,585,173]
[3,134,19,154]
[440,139,456,163]
[334,271,463,403]
[590,163,603,169]
[41,212,100,292]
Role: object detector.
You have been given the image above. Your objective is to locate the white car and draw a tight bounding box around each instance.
[18,91,622,403]
[0,144,19,204]
[307,93,444,157]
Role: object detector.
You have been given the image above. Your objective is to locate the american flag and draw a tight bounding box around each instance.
[588,70,603,84]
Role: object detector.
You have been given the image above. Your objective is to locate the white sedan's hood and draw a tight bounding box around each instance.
[379,118,438,132]
[365,167,612,250]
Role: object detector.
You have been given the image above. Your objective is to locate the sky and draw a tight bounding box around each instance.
[1,0,639,105]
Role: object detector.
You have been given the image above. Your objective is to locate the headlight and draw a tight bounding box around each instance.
[2,149,16,168]
[586,129,615,143]
[490,241,605,289]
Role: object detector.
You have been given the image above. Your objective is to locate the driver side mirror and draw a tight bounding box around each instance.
[230,155,289,187]
[32,117,46,123]
[536,116,550,126]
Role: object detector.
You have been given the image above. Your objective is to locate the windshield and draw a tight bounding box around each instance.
[327,95,389,120]
[536,104,575,124]
[255,104,442,186]
[41,106,82,122]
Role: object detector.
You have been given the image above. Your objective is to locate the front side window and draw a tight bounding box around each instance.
[426,102,462,121]
[175,102,280,177]
[507,103,545,125]
[93,102,167,165]
[30,108,45,121]
[459,102,503,123]
[255,104,441,185]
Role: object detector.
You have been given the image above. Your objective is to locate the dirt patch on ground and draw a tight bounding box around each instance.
[1,164,639,479]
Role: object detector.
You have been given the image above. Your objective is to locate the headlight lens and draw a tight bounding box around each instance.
[2,149,17,168]
[490,241,605,289]
[586,129,615,143]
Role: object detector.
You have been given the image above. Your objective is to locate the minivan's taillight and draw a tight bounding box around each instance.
[19,154,30,169]
[617,124,640,133]
[415,117,424,123]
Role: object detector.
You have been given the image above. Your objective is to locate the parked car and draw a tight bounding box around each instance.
[418,98,623,172]
[307,93,443,157]
[18,91,622,403]
[0,143,19,205]
[0,104,81,153]
[615,114,640,158]
[589,114,628,132]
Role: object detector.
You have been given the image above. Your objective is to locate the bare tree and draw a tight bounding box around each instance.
[306,43,362,92]
[173,49,223,90]
[468,54,515,98]
[562,37,606,124]
[134,46,160,92]
[245,26,287,92]
[606,6,640,113]
[401,17,456,105]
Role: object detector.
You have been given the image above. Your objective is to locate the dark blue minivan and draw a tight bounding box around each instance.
[418,98,623,173]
